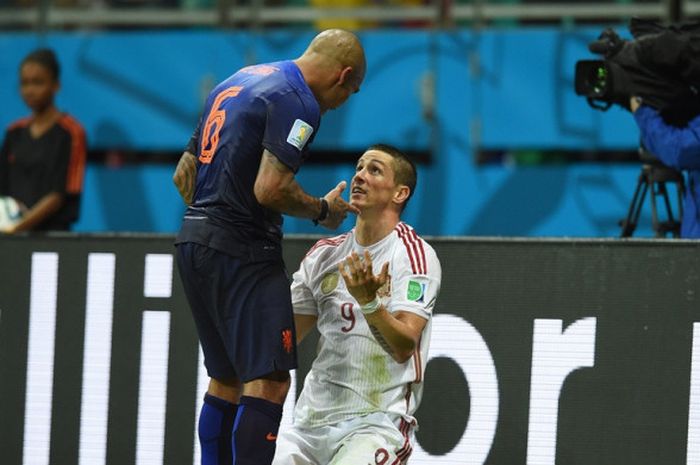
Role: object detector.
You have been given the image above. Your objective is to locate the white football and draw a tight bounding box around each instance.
[0,196,23,229]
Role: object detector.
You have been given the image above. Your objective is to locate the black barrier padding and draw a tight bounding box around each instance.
[1,235,698,465]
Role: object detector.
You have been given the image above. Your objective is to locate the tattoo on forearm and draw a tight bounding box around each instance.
[175,153,197,204]
[183,162,194,200]
[369,325,395,356]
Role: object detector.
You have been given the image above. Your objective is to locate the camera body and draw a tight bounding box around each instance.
[575,18,700,126]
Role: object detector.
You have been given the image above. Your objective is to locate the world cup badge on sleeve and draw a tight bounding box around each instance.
[407,278,429,303]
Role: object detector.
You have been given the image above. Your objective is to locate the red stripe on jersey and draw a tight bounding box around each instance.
[413,339,422,383]
[393,418,413,463]
[304,232,349,258]
[393,442,410,461]
[412,229,427,274]
[57,114,87,194]
[396,444,413,464]
[405,226,426,274]
[395,224,419,274]
[397,223,427,274]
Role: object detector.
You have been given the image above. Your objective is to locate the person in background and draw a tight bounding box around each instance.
[630,96,700,238]
[273,143,442,465]
[173,29,366,465]
[0,48,87,234]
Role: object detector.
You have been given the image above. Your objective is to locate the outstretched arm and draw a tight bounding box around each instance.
[294,314,318,344]
[254,149,359,229]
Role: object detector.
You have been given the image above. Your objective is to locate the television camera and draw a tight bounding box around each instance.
[574,18,700,237]
[575,17,700,127]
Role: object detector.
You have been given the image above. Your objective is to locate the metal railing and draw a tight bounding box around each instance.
[0,0,690,30]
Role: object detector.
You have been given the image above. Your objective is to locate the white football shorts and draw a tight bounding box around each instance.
[272,412,415,465]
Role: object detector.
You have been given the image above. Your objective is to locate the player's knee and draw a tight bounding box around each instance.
[208,377,242,403]
[262,370,291,399]
[244,371,291,404]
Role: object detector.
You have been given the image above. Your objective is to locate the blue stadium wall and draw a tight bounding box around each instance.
[0,28,651,236]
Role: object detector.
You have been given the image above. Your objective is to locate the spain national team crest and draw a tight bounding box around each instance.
[321,272,339,294]
[281,329,293,354]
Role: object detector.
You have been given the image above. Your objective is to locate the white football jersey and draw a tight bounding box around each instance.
[291,222,442,428]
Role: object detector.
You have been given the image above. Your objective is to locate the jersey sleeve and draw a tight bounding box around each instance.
[48,136,72,194]
[387,241,442,319]
[185,115,202,155]
[52,118,87,195]
[291,252,319,316]
[262,91,319,173]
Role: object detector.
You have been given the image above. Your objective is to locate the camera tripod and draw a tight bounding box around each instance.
[620,158,685,238]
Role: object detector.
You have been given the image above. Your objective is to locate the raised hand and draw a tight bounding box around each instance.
[319,181,360,230]
[338,250,390,306]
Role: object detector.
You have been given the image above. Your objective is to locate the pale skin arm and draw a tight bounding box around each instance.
[339,250,427,364]
[2,192,64,234]
[254,149,359,229]
[294,314,318,344]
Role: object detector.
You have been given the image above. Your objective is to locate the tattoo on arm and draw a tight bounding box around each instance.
[258,151,320,219]
[263,152,290,173]
[182,159,195,202]
[175,152,197,204]
[368,324,395,356]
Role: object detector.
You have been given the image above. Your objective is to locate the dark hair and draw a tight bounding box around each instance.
[367,143,417,209]
[21,48,60,81]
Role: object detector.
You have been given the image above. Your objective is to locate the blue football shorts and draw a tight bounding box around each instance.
[175,242,298,382]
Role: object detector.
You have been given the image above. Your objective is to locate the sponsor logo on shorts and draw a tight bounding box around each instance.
[281,328,293,354]
[266,432,277,441]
